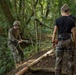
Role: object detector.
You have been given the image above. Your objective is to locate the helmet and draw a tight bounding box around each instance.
[13,20,20,26]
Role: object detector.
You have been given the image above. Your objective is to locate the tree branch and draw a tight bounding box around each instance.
[35,18,53,30]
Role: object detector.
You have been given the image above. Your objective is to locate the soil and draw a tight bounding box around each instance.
[6,49,76,75]
[6,49,49,75]
[28,51,76,75]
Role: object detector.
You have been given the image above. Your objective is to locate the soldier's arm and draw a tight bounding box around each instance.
[71,27,76,48]
[18,31,28,43]
[18,31,22,40]
[52,26,58,47]
[52,26,58,42]
[8,29,19,43]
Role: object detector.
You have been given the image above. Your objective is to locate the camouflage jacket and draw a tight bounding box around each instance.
[8,28,21,45]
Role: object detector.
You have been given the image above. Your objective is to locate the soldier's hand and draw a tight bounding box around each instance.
[52,43,55,48]
[18,40,24,43]
[24,40,29,43]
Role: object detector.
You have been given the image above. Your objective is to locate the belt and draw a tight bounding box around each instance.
[58,33,72,41]
[8,40,18,46]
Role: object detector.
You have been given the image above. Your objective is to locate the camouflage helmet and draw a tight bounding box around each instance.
[13,20,20,26]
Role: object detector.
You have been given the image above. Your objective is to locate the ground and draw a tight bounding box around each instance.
[6,49,76,75]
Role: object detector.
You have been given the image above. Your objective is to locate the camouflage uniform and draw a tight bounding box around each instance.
[8,28,24,66]
[55,38,74,75]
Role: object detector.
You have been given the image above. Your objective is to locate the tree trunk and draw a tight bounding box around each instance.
[35,21,39,51]
[0,0,15,26]
[14,0,17,19]
[58,0,62,15]
[45,0,50,18]
[19,0,22,14]
[39,25,42,48]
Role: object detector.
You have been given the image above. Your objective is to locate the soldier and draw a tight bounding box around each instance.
[52,3,76,75]
[8,20,24,68]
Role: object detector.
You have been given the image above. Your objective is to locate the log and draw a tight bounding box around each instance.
[15,49,54,75]
[29,67,67,75]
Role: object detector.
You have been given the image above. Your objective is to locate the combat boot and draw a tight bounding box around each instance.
[15,63,20,69]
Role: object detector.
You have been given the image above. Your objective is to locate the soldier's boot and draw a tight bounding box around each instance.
[20,54,24,64]
[15,63,20,69]
[18,48,24,64]
[20,61,24,65]
[20,58,24,65]
[55,69,61,75]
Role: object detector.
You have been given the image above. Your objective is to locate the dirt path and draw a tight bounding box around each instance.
[30,51,76,75]
[6,49,76,75]
[6,49,49,75]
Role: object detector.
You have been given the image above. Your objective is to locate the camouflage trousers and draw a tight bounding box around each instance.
[8,44,24,65]
[55,39,75,75]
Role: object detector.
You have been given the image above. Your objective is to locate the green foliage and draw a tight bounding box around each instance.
[0,36,14,75]
[0,0,76,74]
